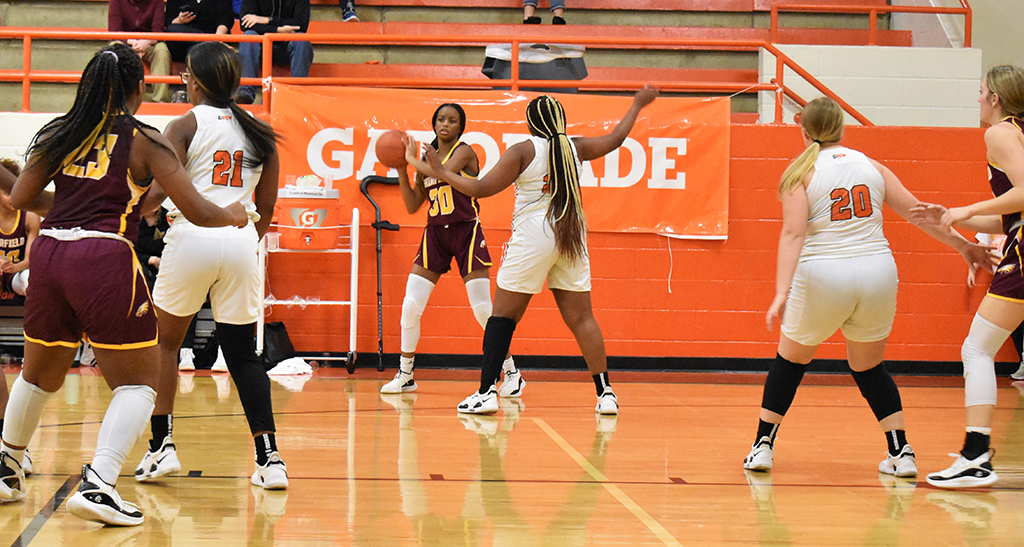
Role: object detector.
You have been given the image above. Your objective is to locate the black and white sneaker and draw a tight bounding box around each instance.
[457,386,498,415]
[0,451,26,502]
[67,465,144,526]
[926,451,998,489]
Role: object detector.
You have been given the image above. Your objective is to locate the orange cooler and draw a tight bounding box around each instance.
[274,187,343,250]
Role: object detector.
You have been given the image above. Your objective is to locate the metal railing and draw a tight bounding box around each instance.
[770,1,972,47]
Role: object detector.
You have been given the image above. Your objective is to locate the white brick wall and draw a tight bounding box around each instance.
[758,45,982,127]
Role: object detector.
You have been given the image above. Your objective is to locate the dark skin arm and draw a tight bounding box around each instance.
[421,85,659,198]
[252,150,279,239]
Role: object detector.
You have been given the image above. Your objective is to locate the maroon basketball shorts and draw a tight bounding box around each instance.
[24,235,157,349]
[990,231,1024,303]
[414,221,492,278]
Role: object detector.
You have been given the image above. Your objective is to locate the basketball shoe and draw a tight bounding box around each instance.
[595,387,618,415]
[178,348,196,371]
[0,451,25,502]
[498,370,525,398]
[135,436,181,482]
[211,347,228,372]
[251,451,289,490]
[743,436,774,471]
[66,464,144,526]
[927,451,998,489]
[457,386,498,415]
[381,371,416,394]
[878,444,918,477]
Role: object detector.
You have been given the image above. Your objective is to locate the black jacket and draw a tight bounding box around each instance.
[240,0,310,34]
[165,0,236,34]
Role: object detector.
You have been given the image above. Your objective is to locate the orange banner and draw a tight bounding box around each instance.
[270,84,729,238]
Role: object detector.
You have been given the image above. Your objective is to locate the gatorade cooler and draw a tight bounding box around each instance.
[274,186,343,250]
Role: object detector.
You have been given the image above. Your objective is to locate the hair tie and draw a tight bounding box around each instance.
[104,50,119,62]
[813,139,822,145]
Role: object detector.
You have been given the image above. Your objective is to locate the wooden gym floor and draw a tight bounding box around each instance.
[0,365,1022,546]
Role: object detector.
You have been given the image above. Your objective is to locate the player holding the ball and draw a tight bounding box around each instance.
[379,103,524,399]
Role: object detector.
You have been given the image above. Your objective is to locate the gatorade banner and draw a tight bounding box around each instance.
[271,84,730,238]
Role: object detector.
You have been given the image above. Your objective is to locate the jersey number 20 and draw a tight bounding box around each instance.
[830,184,873,221]
[212,150,244,187]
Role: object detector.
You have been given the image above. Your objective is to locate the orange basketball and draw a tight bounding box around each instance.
[375,130,407,169]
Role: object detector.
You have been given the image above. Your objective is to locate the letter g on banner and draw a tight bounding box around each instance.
[307,127,353,182]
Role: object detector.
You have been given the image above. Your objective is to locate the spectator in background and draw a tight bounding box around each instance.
[108,0,173,102]
[523,0,566,24]
[165,0,235,63]
[235,0,314,104]
[340,0,359,22]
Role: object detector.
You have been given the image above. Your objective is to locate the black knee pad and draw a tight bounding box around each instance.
[761,354,807,416]
[851,364,902,422]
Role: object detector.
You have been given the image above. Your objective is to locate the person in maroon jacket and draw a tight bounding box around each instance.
[108,0,173,102]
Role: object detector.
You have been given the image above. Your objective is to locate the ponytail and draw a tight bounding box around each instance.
[779,97,845,195]
[526,95,587,261]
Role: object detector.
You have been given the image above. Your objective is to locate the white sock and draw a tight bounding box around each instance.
[502,356,516,374]
[465,278,492,330]
[91,385,156,486]
[399,356,414,375]
[2,374,54,467]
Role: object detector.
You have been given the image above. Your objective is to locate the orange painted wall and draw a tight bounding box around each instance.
[265,122,1007,364]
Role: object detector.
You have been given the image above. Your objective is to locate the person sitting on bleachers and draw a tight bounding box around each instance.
[0,159,38,303]
[340,0,359,22]
[235,0,313,104]
[108,0,173,102]
[165,0,235,63]
[524,0,566,24]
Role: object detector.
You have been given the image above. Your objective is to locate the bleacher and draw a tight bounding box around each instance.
[0,0,905,116]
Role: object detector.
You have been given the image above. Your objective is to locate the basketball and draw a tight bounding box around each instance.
[375,130,407,169]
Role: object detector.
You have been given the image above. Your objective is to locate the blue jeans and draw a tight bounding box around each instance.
[238,30,314,98]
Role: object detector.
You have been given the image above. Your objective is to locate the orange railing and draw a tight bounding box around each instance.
[770,2,972,47]
[0,29,871,124]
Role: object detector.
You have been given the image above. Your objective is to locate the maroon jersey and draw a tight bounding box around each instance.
[42,116,149,242]
[0,210,27,264]
[423,141,480,226]
[990,116,1024,236]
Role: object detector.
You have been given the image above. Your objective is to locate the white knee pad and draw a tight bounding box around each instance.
[961,315,1009,407]
[11,270,27,296]
[465,278,492,330]
[400,274,435,354]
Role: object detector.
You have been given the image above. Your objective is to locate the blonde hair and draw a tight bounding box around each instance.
[778,97,845,194]
[986,65,1024,118]
[526,95,587,261]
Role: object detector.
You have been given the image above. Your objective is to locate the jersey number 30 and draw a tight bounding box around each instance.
[428,186,455,217]
[212,150,244,187]
[830,184,873,221]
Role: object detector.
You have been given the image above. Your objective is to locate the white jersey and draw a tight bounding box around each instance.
[512,136,582,229]
[168,104,263,225]
[800,146,889,262]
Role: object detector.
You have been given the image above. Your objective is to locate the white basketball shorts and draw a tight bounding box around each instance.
[497,215,591,294]
[152,222,261,325]
[781,252,897,345]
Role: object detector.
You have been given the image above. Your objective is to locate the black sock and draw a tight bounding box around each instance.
[255,432,277,466]
[755,420,779,446]
[480,317,516,394]
[592,371,610,396]
[962,431,990,460]
[150,415,172,452]
[885,429,907,456]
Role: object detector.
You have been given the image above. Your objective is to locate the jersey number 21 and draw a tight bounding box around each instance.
[212,150,244,187]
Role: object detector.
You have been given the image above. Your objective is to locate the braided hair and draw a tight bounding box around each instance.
[187,41,277,168]
[526,95,586,261]
[26,42,163,175]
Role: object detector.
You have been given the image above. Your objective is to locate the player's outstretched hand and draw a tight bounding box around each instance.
[634,84,659,109]
[423,145,445,178]
[909,202,947,226]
